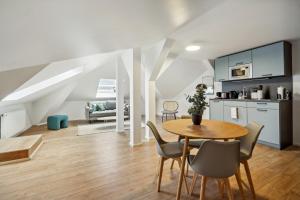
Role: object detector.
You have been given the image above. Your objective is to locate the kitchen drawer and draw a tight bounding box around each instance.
[223,101,246,107]
[246,102,279,109]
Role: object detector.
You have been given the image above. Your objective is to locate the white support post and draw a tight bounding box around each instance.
[145,80,156,140]
[116,58,124,133]
[129,48,142,146]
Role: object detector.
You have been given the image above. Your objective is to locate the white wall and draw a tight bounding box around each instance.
[55,101,87,120]
[157,66,221,119]
[292,39,300,145]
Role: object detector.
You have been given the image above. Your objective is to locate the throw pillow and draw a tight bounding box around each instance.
[99,103,105,111]
[95,104,101,111]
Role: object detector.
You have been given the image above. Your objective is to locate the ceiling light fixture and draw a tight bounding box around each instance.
[185,45,201,52]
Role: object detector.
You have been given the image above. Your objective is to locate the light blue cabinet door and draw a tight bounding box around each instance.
[247,107,280,145]
[214,56,228,81]
[252,42,284,78]
[223,106,247,126]
[209,100,223,120]
[229,50,252,66]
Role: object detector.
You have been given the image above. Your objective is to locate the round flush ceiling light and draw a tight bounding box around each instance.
[185,45,201,52]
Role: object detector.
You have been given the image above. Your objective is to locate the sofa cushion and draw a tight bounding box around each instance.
[105,101,116,110]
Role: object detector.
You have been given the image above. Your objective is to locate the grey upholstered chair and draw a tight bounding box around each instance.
[188,140,244,200]
[161,101,179,122]
[239,122,264,199]
[146,121,188,192]
[170,115,205,172]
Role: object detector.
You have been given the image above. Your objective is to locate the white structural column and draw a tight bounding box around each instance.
[145,80,156,140]
[144,38,177,139]
[116,58,125,133]
[129,48,142,146]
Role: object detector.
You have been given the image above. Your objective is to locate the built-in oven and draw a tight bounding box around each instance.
[229,63,252,80]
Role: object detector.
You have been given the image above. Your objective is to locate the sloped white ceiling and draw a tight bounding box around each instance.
[0,0,223,70]
[67,60,130,101]
[172,0,300,60]
[156,58,209,98]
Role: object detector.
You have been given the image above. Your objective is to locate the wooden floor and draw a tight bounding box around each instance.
[0,121,300,200]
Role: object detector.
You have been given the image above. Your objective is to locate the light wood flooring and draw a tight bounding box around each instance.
[0,121,300,200]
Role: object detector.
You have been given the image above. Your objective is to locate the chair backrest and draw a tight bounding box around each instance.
[146,121,166,145]
[163,101,179,112]
[190,140,240,178]
[240,122,264,158]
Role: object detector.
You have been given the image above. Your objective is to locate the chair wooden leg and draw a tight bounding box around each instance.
[161,115,163,122]
[224,178,234,200]
[176,158,189,193]
[170,160,175,169]
[235,171,245,200]
[243,160,256,199]
[186,161,189,177]
[174,113,177,120]
[190,172,198,195]
[153,157,160,184]
[200,176,207,200]
[216,179,224,198]
[157,157,165,192]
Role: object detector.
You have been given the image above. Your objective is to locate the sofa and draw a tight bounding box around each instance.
[85,101,129,123]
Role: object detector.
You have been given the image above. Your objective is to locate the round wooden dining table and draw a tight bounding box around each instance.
[162,119,248,200]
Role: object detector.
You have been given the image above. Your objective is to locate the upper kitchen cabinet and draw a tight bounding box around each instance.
[214,56,229,81]
[228,50,252,66]
[252,41,292,78]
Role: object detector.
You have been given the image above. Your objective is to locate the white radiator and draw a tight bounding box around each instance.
[0,109,28,139]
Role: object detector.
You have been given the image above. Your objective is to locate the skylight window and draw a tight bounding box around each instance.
[96,79,116,98]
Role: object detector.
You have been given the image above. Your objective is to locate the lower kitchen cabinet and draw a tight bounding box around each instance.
[224,106,247,126]
[209,99,292,149]
[209,100,223,120]
[247,107,280,147]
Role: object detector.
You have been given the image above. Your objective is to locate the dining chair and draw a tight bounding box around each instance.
[161,101,179,122]
[188,140,244,200]
[170,115,205,172]
[239,122,264,199]
[146,121,189,192]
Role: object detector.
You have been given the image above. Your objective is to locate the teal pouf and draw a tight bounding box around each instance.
[47,115,68,130]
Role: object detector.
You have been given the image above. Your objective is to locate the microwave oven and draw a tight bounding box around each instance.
[229,63,252,80]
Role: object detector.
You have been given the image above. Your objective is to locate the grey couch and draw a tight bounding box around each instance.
[85,101,129,123]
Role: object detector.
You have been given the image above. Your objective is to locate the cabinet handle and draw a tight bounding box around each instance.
[236,62,243,65]
[262,74,272,77]
[257,102,267,105]
[257,108,268,112]
[218,79,225,81]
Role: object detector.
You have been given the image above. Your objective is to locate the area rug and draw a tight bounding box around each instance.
[77,121,145,136]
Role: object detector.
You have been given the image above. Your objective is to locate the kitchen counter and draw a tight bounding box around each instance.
[210,98,291,103]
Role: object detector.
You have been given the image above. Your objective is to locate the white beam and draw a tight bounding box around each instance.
[149,38,176,81]
[145,80,156,140]
[116,58,125,133]
[143,39,178,139]
[129,48,142,146]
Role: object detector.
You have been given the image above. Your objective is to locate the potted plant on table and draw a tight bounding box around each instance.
[186,84,208,125]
